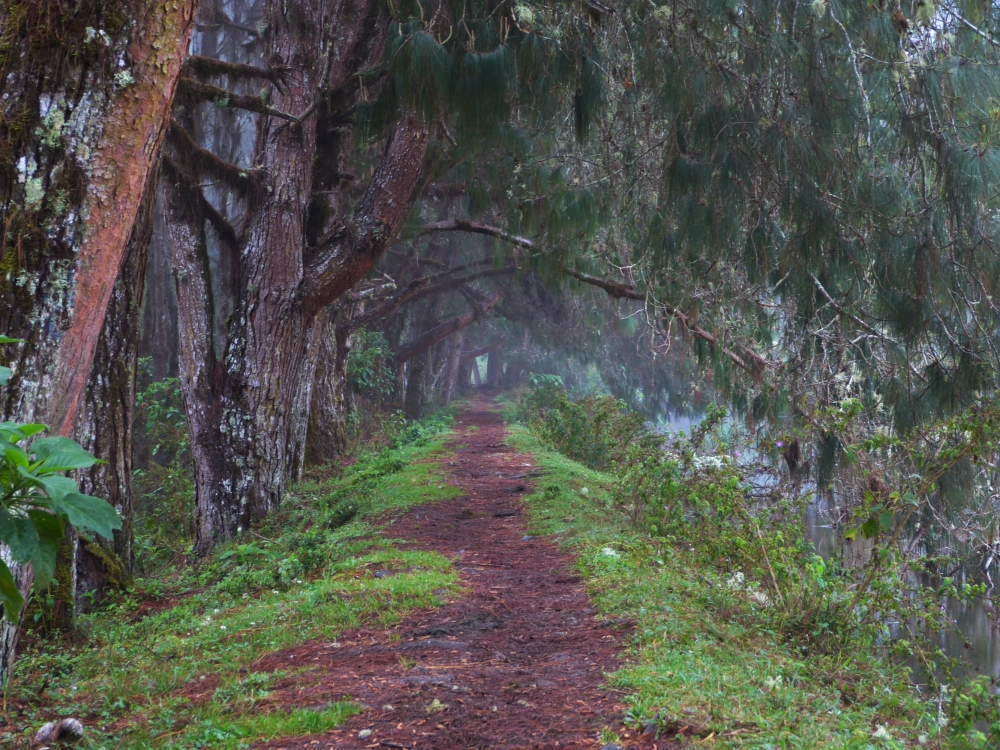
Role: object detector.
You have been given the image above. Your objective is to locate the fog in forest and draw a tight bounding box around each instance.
[6,1,1000,746]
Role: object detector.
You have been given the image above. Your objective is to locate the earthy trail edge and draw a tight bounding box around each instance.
[255,398,655,749]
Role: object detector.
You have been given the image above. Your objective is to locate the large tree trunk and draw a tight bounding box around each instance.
[164,0,429,551]
[161,173,230,557]
[74,167,161,613]
[287,308,332,481]
[199,0,326,548]
[307,310,353,465]
[0,0,196,683]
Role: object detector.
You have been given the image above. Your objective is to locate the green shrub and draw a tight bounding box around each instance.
[519,374,650,471]
[347,330,396,399]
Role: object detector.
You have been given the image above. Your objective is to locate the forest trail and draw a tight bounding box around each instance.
[255,397,661,749]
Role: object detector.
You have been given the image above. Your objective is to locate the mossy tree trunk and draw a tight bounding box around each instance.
[0,0,196,681]
[165,0,430,552]
[306,307,352,466]
[74,166,161,612]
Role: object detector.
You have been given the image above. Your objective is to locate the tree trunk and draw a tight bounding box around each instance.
[0,0,196,683]
[307,311,352,465]
[74,167,161,613]
[287,308,332,481]
[457,359,472,396]
[404,353,428,419]
[441,334,463,405]
[140,197,179,381]
[487,348,503,389]
[164,0,429,551]
[162,173,230,556]
[472,360,483,387]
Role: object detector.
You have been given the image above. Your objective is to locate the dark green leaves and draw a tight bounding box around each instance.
[55,492,121,540]
[0,510,39,562]
[0,423,120,623]
[0,564,23,625]
[0,336,20,387]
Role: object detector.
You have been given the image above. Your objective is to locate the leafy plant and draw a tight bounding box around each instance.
[0,426,121,621]
[0,334,16,386]
[0,335,121,621]
[347,330,396,399]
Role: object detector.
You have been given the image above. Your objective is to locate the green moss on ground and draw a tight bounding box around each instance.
[507,424,939,750]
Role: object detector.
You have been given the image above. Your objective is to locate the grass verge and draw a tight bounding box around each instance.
[506,423,939,749]
[4,415,462,749]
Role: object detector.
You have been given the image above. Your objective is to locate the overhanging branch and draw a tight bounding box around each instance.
[177,78,297,121]
[415,219,537,251]
[406,216,775,380]
[459,338,506,359]
[395,292,502,364]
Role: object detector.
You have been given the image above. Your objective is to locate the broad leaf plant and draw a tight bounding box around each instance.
[0,336,121,621]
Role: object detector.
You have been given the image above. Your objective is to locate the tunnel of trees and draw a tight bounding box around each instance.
[5,0,1000,709]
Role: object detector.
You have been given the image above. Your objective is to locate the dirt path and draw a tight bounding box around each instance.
[257,399,656,749]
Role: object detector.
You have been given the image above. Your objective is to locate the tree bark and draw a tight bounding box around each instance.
[0,0,196,683]
[403,353,428,419]
[441,334,463,405]
[307,309,353,465]
[457,359,472,396]
[163,0,430,551]
[287,308,332,481]
[487,348,503,389]
[162,174,229,558]
[74,166,161,612]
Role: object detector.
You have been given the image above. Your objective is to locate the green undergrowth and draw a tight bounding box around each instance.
[4,411,462,750]
[506,423,942,749]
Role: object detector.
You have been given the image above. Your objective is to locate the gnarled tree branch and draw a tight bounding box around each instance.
[177,78,297,120]
[460,337,506,359]
[301,115,431,315]
[184,55,288,87]
[395,292,502,364]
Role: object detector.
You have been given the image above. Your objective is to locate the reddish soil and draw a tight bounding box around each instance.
[255,398,669,749]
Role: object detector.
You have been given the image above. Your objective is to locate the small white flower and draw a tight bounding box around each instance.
[918,735,929,746]
[726,572,745,589]
[601,547,619,558]
[213,608,220,614]
[872,725,891,740]
[220,625,227,631]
